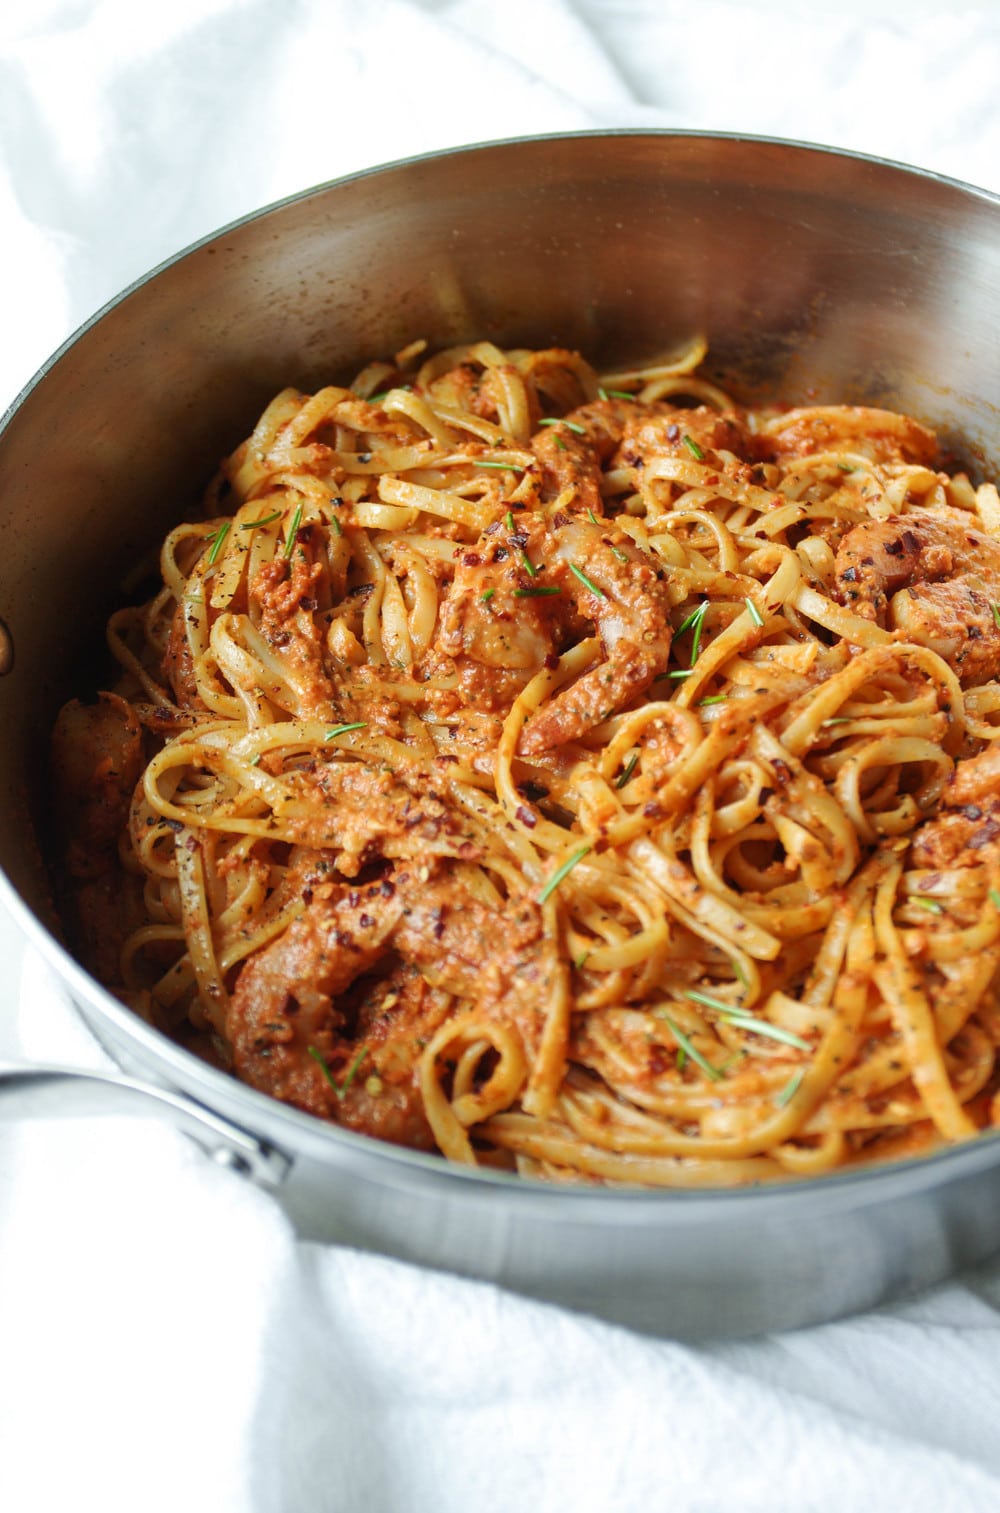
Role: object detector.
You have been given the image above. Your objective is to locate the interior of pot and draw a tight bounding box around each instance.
[2,130,1000,927]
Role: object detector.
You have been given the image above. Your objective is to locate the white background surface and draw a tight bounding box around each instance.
[4,4,1000,1511]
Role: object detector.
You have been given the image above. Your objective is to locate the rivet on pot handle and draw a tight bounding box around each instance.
[0,1060,292,1188]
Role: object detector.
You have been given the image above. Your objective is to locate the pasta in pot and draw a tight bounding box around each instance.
[50,334,1000,1186]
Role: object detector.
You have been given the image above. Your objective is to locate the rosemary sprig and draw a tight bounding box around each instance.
[283,502,304,559]
[676,599,709,665]
[720,1011,810,1052]
[657,1014,721,1082]
[308,1044,367,1101]
[240,511,282,530]
[514,585,561,598]
[616,752,639,789]
[539,417,586,436]
[775,1069,804,1107]
[537,845,591,904]
[684,987,739,1015]
[324,722,367,740]
[569,563,606,598]
[205,521,231,566]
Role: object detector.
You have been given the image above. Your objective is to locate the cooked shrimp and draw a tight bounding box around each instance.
[621,404,752,470]
[226,863,547,1144]
[251,554,335,718]
[436,512,555,671]
[518,518,673,755]
[530,399,752,511]
[530,398,638,512]
[835,511,1000,683]
[760,405,938,465]
[51,692,143,877]
[51,691,146,982]
[908,744,1000,871]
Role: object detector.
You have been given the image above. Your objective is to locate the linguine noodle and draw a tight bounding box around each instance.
[51,335,1000,1187]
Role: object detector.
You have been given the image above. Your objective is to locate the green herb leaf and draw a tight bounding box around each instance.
[666,669,693,680]
[599,387,636,401]
[537,844,591,904]
[505,510,516,533]
[676,1046,688,1072]
[574,950,591,970]
[775,1069,804,1107]
[682,433,705,460]
[836,462,856,473]
[308,1044,367,1101]
[657,1014,721,1082]
[481,588,495,603]
[719,1011,810,1052]
[283,502,304,560]
[822,716,852,726]
[913,896,944,915]
[324,721,367,740]
[698,694,728,706]
[745,596,765,628]
[520,551,539,578]
[684,987,740,1015]
[681,600,710,664]
[992,603,1000,631]
[205,520,231,566]
[539,416,586,436]
[248,753,262,767]
[475,459,526,472]
[568,562,606,598]
[675,600,708,637]
[587,508,601,527]
[616,751,639,789]
[731,958,750,990]
[240,511,282,530]
[513,585,561,598]
[330,514,343,537]
[990,889,1000,910]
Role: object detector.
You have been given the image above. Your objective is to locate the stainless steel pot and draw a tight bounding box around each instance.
[3,131,1000,1340]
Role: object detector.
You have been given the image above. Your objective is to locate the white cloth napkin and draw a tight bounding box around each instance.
[4,4,1000,1509]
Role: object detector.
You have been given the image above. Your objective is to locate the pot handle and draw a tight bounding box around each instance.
[0,1060,292,1188]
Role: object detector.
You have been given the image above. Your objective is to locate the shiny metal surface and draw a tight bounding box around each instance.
[0,1060,290,1186]
[3,131,1000,1337]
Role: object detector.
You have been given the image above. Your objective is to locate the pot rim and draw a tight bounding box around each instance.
[4,125,1000,429]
